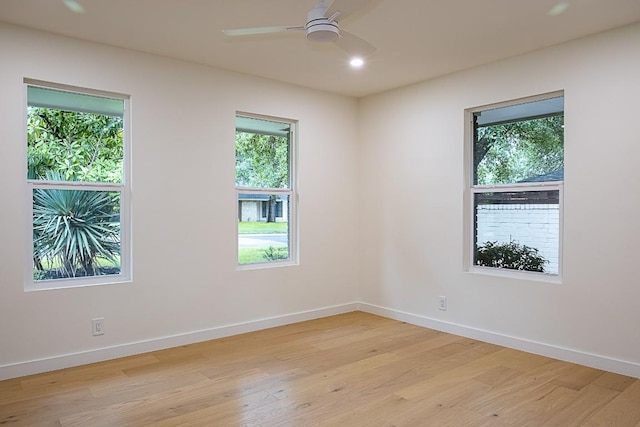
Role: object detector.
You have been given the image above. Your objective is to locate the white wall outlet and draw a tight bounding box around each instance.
[438,296,447,311]
[92,318,105,336]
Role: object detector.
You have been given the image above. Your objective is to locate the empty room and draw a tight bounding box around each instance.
[1,0,640,425]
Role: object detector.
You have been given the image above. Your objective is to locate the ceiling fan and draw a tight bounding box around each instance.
[222,0,376,58]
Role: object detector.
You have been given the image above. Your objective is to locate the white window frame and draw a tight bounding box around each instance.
[24,79,132,290]
[235,112,298,269]
[464,92,564,282]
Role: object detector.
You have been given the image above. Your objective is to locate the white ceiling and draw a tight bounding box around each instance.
[1,0,639,97]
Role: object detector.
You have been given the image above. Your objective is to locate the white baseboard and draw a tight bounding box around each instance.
[3,301,639,380]
[0,302,358,381]
[358,302,640,379]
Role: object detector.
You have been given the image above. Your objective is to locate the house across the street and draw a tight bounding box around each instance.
[238,193,288,223]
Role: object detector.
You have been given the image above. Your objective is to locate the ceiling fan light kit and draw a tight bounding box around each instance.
[306,1,340,42]
[306,22,339,42]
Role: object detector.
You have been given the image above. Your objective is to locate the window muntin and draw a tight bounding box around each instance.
[26,81,130,289]
[235,114,296,267]
[469,93,564,276]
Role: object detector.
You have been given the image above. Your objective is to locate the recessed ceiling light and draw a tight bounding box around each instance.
[350,57,365,68]
[63,0,85,14]
[548,2,570,16]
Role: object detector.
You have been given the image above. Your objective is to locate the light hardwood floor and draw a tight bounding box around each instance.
[1,311,638,426]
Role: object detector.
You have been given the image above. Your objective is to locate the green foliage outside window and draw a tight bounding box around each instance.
[475,241,547,272]
[235,132,289,189]
[27,107,123,183]
[263,246,289,261]
[475,115,564,185]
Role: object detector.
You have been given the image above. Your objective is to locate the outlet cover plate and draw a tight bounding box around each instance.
[92,318,105,336]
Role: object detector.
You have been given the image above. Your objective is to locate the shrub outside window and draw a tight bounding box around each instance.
[25,80,131,289]
[468,92,564,277]
[236,114,297,267]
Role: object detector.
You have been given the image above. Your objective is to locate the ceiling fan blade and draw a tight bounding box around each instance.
[326,0,374,22]
[63,0,85,14]
[333,30,376,56]
[223,26,303,37]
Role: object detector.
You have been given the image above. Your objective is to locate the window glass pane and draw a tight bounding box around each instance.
[27,87,124,183]
[235,117,290,189]
[473,97,564,186]
[238,194,289,265]
[474,190,559,274]
[33,189,121,281]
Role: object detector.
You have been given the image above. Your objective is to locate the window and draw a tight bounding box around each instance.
[26,80,131,289]
[467,93,564,276]
[236,114,296,266]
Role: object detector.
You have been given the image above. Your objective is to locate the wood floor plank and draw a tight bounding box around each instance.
[460,359,573,415]
[592,371,637,392]
[583,379,640,426]
[89,369,211,399]
[393,378,495,424]
[474,364,525,387]
[59,369,272,426]
[487,347,554,372]
[550,363,606,391]
[315,393,413,427]
[145,389,278,427]
[490,385,578,426]
[0,311,637,426]
[0,387,94,427]
[543,384,620,426]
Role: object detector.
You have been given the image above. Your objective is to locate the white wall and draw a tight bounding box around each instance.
[0,23,360,378]
[358,22,640,375]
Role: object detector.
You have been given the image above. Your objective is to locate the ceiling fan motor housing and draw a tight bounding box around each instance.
[306,2,339,42]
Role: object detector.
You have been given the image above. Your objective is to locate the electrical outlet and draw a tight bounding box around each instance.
[92,318,105,336]
[438,296,447,311]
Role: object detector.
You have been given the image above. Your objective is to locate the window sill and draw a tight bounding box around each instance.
[25,274,132,292]
[237,260,298,271]
[467,265,562,284]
